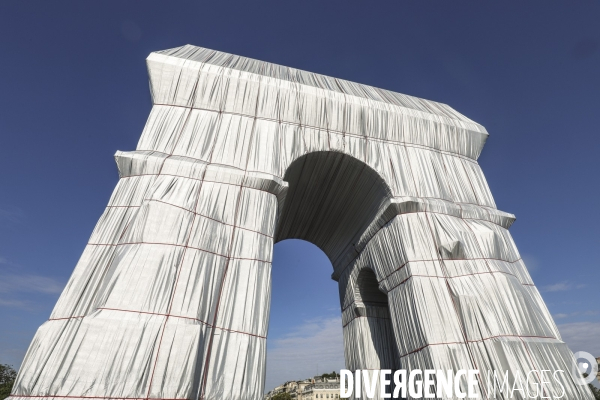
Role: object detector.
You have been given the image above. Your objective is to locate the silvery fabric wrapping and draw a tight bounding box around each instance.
[9,45,592,400]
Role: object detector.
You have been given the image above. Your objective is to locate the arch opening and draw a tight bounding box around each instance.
[349,267,399,378]
[355,268,388,308]
[266,239,344,393]
[270,152,399,398]
[275,151,392,271]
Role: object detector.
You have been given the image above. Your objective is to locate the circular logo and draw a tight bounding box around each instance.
[572,351,598,385]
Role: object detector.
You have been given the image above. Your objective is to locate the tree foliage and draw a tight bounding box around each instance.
[320,371,340,380]
[270,393,292,400]
[0,364,17,400]
[589,383,600,400]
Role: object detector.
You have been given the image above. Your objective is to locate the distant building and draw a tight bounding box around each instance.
[265,376,340,400]
[265,378,312,399]
[301,377,340,400]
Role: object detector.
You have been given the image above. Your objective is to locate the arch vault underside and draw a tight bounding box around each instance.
[9,45,592,400]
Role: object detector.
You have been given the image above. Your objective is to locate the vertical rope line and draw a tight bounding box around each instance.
[145,59,205,400]
[199,76,262,398]
[403,143,487,397]
[518,337,550,399]
[197,181,245,400]
[146,60,224,400]
[439,153,494,274]
[423,210,488,399]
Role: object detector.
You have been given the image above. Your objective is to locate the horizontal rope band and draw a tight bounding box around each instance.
[48,307,266,339]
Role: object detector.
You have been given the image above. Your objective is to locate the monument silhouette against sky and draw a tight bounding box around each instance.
[10,45,592,400]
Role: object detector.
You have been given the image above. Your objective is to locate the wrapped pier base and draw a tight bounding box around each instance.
[10,45,592,400]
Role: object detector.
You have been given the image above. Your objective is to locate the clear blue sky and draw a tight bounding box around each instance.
[0,0,598,391]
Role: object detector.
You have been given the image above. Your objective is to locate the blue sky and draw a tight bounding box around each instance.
[0,0,598,391]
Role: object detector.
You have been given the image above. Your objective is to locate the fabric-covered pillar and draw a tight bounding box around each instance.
[349,206,592,398]
[339,267,398,400]
[13,151,284,400]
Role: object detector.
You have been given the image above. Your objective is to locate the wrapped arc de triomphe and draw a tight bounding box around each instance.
[10,45,592,400]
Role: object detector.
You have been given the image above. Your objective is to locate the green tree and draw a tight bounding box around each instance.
[588,383,600,400]
[320,371,340,380]
[0,364,17,400]
[271,393,292,400]
[582,373,600,400]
